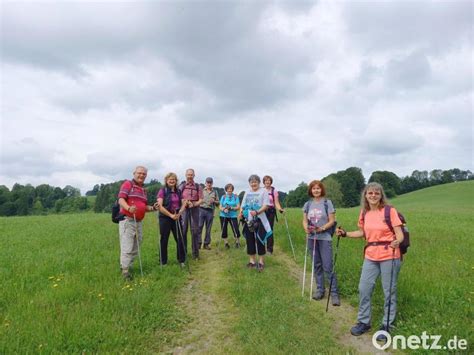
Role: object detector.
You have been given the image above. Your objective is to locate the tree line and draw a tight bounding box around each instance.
[0,184,89,216]
[0,167,471,216]
[284,167,473,208]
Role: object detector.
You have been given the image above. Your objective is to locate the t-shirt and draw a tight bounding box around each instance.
[358,207,403,261]
[180,181,203,201]
[219,193,240,218]
[302,199,335,241]
[266,187,279,207]
[241,187,272,237]
[157,188,181,213]
[118,179,148,221]
[201,188,219,209]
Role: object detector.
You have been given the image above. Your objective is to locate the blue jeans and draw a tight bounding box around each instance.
[357,258,401,327]
[307,239,339,295]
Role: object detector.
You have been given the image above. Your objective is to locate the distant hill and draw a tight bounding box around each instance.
[390,180,474,213]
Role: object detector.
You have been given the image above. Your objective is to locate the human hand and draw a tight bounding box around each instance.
[128,205,137,213]
[336,227,347,237]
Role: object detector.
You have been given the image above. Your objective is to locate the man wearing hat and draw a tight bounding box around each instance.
[198,177,219,250]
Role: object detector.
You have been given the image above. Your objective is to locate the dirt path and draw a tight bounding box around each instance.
[276,245,389,355]
[161,234,388,354]
[160,245,239,354]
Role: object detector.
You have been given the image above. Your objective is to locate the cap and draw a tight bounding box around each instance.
[205,177,213,183]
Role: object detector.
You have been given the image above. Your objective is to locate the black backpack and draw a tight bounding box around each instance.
[323,199,337,237]
[161,187,182,214]
[111,200,125,223]
[111,180,133,224]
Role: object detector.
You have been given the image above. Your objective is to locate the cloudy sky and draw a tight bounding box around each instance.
[1,0,472,194]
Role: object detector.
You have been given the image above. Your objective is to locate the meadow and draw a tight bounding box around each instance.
[0,181,472,353]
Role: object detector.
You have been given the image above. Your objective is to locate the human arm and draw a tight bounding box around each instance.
[390,225,404,249]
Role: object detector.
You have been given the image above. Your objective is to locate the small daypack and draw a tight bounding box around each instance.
[111,180,133,224]
[323,199,337,237]
[362,205,410,257]
[161,187,182,214]
[111,200,125,223]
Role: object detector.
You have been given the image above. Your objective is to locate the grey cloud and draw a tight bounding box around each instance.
[343,1,472,54]
[2,2,316,118]
[83,152,162,179]
[0,137,72,176]
[384,52,432,90]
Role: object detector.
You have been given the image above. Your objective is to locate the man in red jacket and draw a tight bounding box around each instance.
[118,166,157,280]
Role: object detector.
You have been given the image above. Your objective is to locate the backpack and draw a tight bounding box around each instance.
[178,181,200,200]
[161,187,182,213]
[304,199,337,236]
[323,199,337,237]
[269,187,279,222]
[111,180,133,224]
[362,205,410,257]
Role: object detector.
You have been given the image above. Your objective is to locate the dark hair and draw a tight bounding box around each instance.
[307,180,326,197]
[263,175,273,184]
[225,183,234,192]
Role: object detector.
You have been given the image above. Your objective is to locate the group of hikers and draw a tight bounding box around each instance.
[116,165,405,343]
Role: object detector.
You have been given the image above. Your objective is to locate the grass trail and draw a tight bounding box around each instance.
[161,220,362,354]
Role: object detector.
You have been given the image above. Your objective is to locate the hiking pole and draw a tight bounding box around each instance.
[386,248,396,332]
[254,229,260,272]
[309,238,316,301]
[229,217,239,245]
[158,227,162,271]
[302,235,308,297]
[175,217,190,273]
[283,213,297,262]
[133,213,144,277]
[326,235,341,312]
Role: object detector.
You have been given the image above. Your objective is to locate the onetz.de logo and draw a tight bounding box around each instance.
[372,331,468,351]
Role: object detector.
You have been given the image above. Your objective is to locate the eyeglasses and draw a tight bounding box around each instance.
[366,191,381,196]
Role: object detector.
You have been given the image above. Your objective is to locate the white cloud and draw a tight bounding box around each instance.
[1,1,472,195]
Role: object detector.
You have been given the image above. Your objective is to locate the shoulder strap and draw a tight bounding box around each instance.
[384,205,395,234]
[324,199,329,217]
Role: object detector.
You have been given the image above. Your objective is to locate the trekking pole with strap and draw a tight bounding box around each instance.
[309,238,316,301]
[302,235,309,297]
[326,234,341,312]
[254,229,260,272]
[387,248,396,332]
[283,212,297,261]
[175,215,190,273]
[228,216,239,244]
[133,213,144,277]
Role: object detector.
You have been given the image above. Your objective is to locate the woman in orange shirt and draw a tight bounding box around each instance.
[336,182,404,343]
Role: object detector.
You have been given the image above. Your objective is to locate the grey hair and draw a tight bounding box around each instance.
[248,174,261,183]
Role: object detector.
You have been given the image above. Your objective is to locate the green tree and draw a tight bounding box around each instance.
[368,170,401,198]
[285,182,308,208]
[322,176,343,208]
[330,167,365,207]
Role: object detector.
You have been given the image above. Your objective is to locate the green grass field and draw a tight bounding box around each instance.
[1,181,473,353]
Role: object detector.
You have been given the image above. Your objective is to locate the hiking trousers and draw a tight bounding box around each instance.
[307,239,339,295]
[265,208,276,252]
[158,215,186,264]
[357,257,401,327]
[182,206,200,258]
[198,207,214,246]
[119,218,143,270]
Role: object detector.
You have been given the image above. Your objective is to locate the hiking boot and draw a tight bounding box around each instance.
[312,290,325,301]
[225,243,230,249]
[331,294,341,306]
[235,241,241,248]
[257,263,265,271]
[180,262,186,268]
[122,269,132,281]
[350,322,371,336]
[246,262,256,268]
[204,244,211,250]
[376,325,390,342]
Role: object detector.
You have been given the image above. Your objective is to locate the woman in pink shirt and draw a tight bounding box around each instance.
[336,182,404,343]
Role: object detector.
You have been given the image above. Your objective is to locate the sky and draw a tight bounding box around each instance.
[1,0,473,194]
